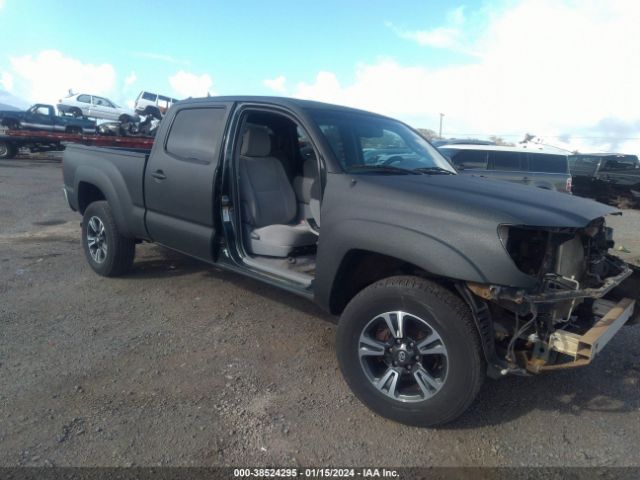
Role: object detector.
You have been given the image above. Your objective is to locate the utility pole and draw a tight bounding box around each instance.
[439,113,444,138]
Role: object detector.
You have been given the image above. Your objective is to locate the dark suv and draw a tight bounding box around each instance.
[439,144,572,193]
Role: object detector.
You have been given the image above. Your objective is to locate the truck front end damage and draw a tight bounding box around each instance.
[467,217,639,375]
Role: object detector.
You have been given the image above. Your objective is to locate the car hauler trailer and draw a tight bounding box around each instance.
[0,128,154,159]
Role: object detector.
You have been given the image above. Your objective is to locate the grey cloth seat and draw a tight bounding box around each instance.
[239,126,317,257]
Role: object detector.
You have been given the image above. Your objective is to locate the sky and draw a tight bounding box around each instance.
[1,0,639,153]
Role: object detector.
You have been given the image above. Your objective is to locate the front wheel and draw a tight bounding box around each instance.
[82,201,135,277]
[336,276,485,427]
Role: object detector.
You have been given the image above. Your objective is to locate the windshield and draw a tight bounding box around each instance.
[308,109,456,174]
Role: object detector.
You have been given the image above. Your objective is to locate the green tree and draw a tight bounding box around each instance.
[416,128,438,141]
[489,135,515,146]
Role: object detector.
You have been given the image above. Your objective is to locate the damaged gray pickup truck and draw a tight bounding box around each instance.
[62,96,639,427]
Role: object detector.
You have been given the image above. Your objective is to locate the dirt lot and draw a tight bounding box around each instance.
[1,155,639,467]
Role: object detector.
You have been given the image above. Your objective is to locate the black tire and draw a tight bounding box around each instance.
[336,276,485,427]
[82,201,135,277]
[119,114,131,124]
[616,194,634,209]
[70,108,82,118]
[0,140,16,159]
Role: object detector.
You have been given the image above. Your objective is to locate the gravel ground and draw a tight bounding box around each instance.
[0,155,639,467]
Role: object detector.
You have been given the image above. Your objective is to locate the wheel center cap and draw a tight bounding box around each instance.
[393,343,416,366]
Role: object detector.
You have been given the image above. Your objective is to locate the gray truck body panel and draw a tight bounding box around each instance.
[63,145,149,239]
[313,172,617,309]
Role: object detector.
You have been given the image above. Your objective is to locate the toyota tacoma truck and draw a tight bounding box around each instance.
[62,96,639,427]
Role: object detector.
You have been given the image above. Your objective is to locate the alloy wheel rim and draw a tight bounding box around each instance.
[86,216,108,263]
[0,143,7,156]
[358,310,448,403]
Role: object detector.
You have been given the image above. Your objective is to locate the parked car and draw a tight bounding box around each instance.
[438,144,572,193]
[58,93,139,123]
[569,153,640,208]
[0,103,95,134]
[431,138,496,147]
[134,91,180,115]
[62,96,638,427]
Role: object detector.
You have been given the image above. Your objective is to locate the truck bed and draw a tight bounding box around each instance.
[63,143,151,240]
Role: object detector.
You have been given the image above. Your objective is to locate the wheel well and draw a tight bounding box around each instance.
[77,182,106,214]
[1,118,19,128]
[329,250,455,315]
[65,125,81,134]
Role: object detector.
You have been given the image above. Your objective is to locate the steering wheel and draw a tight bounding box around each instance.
[382,155,404,166]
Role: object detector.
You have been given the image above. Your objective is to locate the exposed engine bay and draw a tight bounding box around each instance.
[467,217,639,375]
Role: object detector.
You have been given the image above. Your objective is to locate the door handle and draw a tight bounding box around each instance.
[151,170,166,180]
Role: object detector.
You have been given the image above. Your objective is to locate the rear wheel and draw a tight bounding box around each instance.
[70,108,83,118]
[336,276,485,427]
[0,140,16,159]
[82,201,135,277]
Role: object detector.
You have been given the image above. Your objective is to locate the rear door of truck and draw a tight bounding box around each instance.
[144,103,232,262]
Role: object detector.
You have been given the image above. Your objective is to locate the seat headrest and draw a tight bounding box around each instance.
[241,126,271,157]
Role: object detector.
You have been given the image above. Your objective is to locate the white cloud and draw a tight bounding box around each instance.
[295,0,640,153]
[388,24,461,49]
[4,50,116,104]
[1,72,13,91]
[124,71,137,87]
[169,70,214,98]
[294,71,345,103]
[387,6,466,49]
[263,75,287,93]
